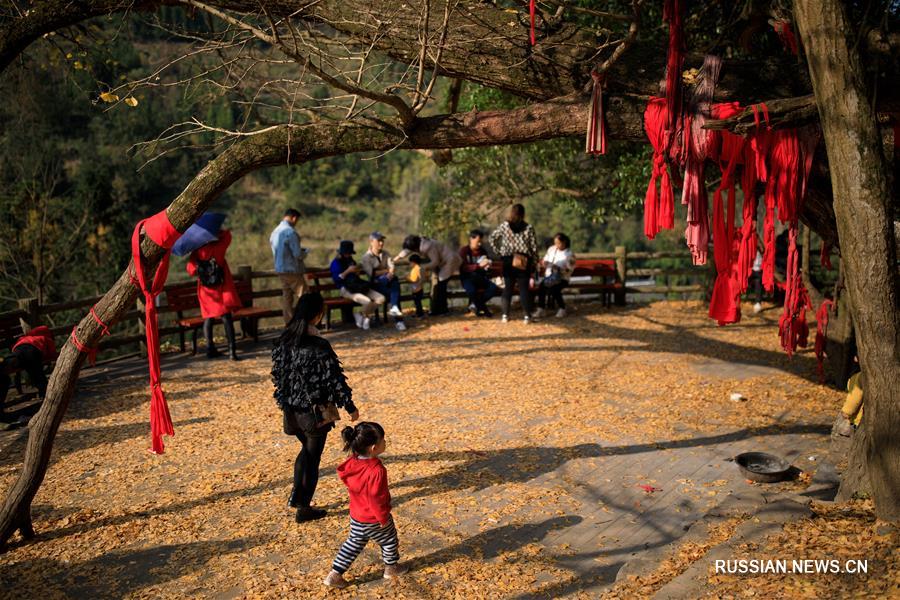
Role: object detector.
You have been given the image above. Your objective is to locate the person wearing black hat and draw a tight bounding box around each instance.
[330,240,385,330]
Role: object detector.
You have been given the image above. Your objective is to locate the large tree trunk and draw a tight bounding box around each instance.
[793,0,900,519]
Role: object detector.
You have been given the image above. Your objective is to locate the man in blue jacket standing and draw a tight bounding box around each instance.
[270,208,308,324]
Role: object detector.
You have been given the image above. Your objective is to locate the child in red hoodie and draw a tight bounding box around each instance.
[324,422,409,588]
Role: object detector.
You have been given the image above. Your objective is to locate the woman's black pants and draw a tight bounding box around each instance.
[203,313,236,354]
[291,427,329,507]
[430,279,450,315]
[501,262,533,317]
[538,281,567,310]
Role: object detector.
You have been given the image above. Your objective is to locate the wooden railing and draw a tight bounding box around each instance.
[0,245,712,364]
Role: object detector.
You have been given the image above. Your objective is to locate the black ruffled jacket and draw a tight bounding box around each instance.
[271,336,356,414]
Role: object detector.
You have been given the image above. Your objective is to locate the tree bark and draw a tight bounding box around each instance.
[793,0,900,519]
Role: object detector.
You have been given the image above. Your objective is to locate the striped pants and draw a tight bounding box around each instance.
[332,517,400,573]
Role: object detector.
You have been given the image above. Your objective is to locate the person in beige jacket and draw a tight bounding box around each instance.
[394,235,462,315]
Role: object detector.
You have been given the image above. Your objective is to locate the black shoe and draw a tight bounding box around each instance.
[206,347,222,359]
[229,347,240,361]
[288,490,301,508]
[295,506,327,522]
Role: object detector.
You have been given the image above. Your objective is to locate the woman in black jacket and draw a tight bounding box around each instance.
[272,292,359,522]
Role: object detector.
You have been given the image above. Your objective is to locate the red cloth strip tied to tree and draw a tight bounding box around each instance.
[663,0,684,133]
[681,55,723,266]
[814,299,834,382]
[778,225,812,356]
[771,19,799,55]
[643,98,676,239]
[529,0,537,46]
[131,210,181,454]
[586,70,607,155]
[707,102,745,325]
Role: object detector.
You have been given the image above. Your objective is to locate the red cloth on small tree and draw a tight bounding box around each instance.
[132,210,181,454]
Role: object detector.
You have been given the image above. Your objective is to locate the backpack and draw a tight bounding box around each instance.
[197,258,224,287]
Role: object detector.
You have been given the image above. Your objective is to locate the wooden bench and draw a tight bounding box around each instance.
[304,269,356,330]
[567,259,620,307]
[303,256,621,329]
[165,279,269,354]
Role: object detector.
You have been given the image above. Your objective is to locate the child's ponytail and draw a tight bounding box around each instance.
[342,422,385,455]
[340,426,356,452]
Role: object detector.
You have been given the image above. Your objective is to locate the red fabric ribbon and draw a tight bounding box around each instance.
[772,19,799,55]
[708,102,745,325]
[814,299,834,382]
[529,0,536,46]
[663,0,684,133]
[820,242,833,270]
[778,225,812,356]
[131,210,181,454]
[643,98,675,240]
[586,70,607,155]
[69,306,112,366]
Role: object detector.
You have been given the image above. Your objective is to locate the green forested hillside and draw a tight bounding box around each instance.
[0,9,662,312]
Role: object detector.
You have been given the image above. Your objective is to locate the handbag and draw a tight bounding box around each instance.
[197,258,224,287]
[511,253,528,270]
[542,272,563,287]
[314,403,341,428]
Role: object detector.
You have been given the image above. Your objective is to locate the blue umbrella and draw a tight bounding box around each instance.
[171,212,226,257]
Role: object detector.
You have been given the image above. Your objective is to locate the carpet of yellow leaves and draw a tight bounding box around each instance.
[0,301,851,598]
[705,500,899,599]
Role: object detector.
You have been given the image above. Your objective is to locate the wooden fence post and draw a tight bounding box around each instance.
[614,246,627,306]
[237,265,252,282]
[17,298,40,332]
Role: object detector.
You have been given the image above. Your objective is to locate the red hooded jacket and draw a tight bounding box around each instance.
[337,455,392,526]
[13,325,56,360]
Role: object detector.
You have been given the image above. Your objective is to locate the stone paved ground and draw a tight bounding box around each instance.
[0,300,840,599]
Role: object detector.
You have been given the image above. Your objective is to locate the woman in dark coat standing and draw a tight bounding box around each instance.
[186,228,242,360]
[272,292,360,522]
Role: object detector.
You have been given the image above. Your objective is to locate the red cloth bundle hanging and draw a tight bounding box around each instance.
[778,225,812,355]
[820,242,833,270]
[708,102,745,325]
[529,0,537,46]
[814,299,834,382]
[586,70,607,155]
[681,55,723,266]
[643,97,675,239]
[131,210,182,454]
[733,105,770,294]
[663,0,685,133]
[772,19,799,55]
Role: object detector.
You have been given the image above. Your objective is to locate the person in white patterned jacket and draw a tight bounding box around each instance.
[488,204,539,324]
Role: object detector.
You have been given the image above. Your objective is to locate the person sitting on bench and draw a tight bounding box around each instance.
[330,240,385,331]
[459,230,498,317]
[1,325,56,421]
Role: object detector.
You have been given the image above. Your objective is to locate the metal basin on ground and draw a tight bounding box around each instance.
[735,451,793,483]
